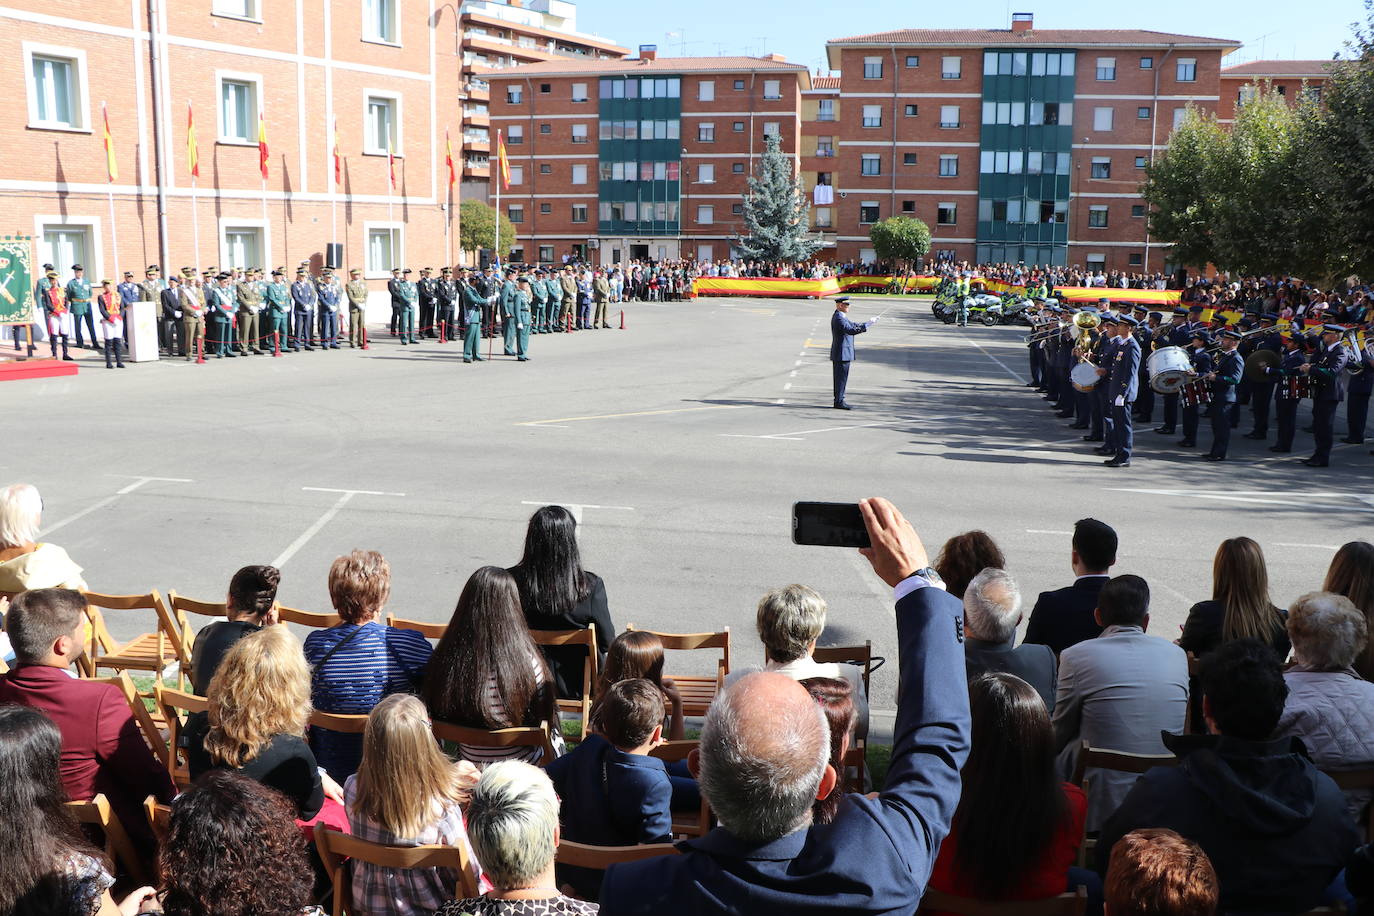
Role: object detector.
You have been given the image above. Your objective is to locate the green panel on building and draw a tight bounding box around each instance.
[597,75,683,236]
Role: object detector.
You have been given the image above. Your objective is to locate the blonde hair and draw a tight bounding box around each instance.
[351,695,473,838]
[465,761,559,891]
[203,626,311,768]
[0,483,43,549]
[1212,537,1280,644]
[328,550,391,624]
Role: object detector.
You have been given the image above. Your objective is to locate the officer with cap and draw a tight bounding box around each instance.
[236,268,265,354]
[179,270,207,360]
[1153,306,1193,435]
[512,271,533,361]
[159,274,186,357]
[1203,328,1245,461]
[1134,310,1163,425]
[1178,329,1213,449]
[1242,313,1283,440]
[558,266,576,332]
[345,269,369,347]
[530,268,549,334]
[117,271,141,323]
[263,269,292,352]
[395,269,417,344]
[417,267,438,339]
[39,270,74,360]
[1301,324,1353,466]
[205,272,238,358]
[1086,311,1119,448]
[1267,328,1307,453]
[830,295,878,409]
[459,268,486,362]
[544,267,564,334]
[1345,322,1374,445]
[500,268,519,354]
[291,268,318,350]
[1103,314,1141,467]
[387,267,405,336]
[316,268,342,349]
[434,268,457,341]
[65,264,96,350]
[139,265,167,347]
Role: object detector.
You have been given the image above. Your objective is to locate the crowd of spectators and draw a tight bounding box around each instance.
[1,480,1373,915]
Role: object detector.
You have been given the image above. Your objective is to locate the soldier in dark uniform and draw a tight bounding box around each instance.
[316,269,342,349]
[1342,325,1373,444]
[205,273,238,358]
[1154,307,1193,435]
[64,264,96,350]
[1053,313,1076,419]
[1026,302,1046,389]
[1178,330,1213,449]
[417,267,438,339]
[1302,324,1352,467]
[1103,314,1142,467]
[1134,310,1163,425]
[386,267,404,336]
[1084,310,1117,444]
[290,269,318,351]
[1241,313,1283,440]
[1268,330,1307,453]
[397,268,419,345]
[159,276,185,357]
[435,268,458,341]
[1203,329,1245,461]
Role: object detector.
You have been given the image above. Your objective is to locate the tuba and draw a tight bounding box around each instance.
[1072,309,1101,357]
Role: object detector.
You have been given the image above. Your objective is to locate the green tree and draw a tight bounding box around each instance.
[458,198,516,258]
[1140,105,1227,271]
[868,217,931,273]
[734,135,820,262]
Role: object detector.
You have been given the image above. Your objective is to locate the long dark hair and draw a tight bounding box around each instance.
[594,630,665,699]
[951,673,1070,897]
[1325,541,1374,679]
[423,566,555,729]
[510,506,591,619]
[0,706,102,916]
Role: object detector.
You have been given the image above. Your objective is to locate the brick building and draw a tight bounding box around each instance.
[2,0,459,307]
[800,75,841,256]
[486,50,810,265]
[1217,59,1333,122]
[824,15,1239,272]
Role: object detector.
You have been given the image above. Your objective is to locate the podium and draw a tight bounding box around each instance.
[124,300,160,362]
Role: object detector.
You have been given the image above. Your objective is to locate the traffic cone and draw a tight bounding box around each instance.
[619,310,625,330]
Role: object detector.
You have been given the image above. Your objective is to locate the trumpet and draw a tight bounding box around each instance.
[1025,320,1069,343]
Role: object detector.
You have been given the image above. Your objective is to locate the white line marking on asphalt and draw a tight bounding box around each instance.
[1026,529,1073,535]
[1275,542,1340,550]
[775,398,786,405]
[783,383,792,390]
[1106,487,1374,510]
[789,370,798,377]
[302,486,407,496]
[272,492,358,569]
[957,332,1028,384]
[721,421,890,441]
[41,477,194,537]
[520,501,634,525]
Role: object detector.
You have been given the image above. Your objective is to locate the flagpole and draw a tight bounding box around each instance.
[444,126,452,267]
[331,118,338,256]
[494,129,501,270]
[108,185,120,280]
[102,101,120,278]
[192,176,201,273]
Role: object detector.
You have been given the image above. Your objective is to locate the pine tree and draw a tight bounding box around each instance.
[734,135,820,262]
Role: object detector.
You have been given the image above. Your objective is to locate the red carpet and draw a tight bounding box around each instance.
[0,358,80,382]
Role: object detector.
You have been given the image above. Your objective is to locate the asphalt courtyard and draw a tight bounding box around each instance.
[10,294,1374,718]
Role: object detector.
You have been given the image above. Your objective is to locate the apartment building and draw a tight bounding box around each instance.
[1217,59,1333,121]
[486,50,810,265]
[824,15,1239,271]
[801,75,841,254]
[2,0,460,298]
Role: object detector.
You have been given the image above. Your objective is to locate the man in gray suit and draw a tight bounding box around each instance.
[962,568,1056,712]
[1051,574,1188,832]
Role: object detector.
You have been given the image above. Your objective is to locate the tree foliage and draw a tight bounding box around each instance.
[868,217,932,270]
[734,135,821,262]
[458,198,516,258]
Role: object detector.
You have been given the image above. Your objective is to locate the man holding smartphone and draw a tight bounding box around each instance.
[831,296,878,410]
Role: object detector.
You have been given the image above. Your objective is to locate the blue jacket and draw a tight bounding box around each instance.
[548,734,673,846]
[1309,343,1351,403]
[830,310,869,362]
[1106,335,1141,403]
[599,584,970,916]
[291,280,317,309]
[1211,348,1244,404]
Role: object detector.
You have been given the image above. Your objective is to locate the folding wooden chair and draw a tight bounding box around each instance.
[66,795,151,885]
[87,672,169,763]
[155,684,209,788]
[650,739,713,838]
[1184,651,1203,734]
[314,823,479,916]
[164,591,229,690]
[143,795,172,845]
[556,838,679,871]
[529,625,599,741]
[385,613,448,640]
[277,604,344,629]
[309,709,371,736]
[81,590,183,680]
[842,738,867,794]
[918,886,1089,915]
[625,624,730,717]
[431,719,558,765]
[1072,742,1177,866]
[812,641,884,695]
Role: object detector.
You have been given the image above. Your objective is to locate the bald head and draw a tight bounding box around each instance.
[698,672,830,842]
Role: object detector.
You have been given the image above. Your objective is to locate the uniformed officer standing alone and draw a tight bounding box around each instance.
[345,269,368,348]
[459,270,486,363]
[829,296,877,410]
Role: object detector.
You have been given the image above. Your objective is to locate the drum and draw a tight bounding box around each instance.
[1180,379,1212,408]
[1070,362,1101,392]
[1148,346,1193,394]
[1281,376,1312,400]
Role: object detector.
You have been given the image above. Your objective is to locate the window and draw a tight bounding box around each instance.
[1134,155,1147,168]
[219,76,259,142]
[1173,108,1188,129]
[905,55,920,68]
[814,206,832,227]
[697,205,714,224]
[223,225,265,270]
[941,56,961,79]
[863,57,883,79]
[816,136,834,157]
[539,202,551,214]
[763,79,781,99]
[538,245,554,262]
[733,79,745,90]
[1029,100,1070,125]
[363,0,398,44]
[1129,253,1143,266]
[507,124,523,144]
[902,200,915,213]
[1137,106,1151,119]
[506,85,522,104]
[508,165,523,185]
[698,80,714,101]
[571,204,588,223]
[539,83,551,94]
[937,202,957,225]
[571,82,588,102]
[1086,254,1106,272]
[859,202,880,223]
[904,104,918,117]
[365,224,401,276]
[862,105,882,128]
[698,122,715,141]
[696,244,714,261]
[1276,85,1287,96]
[1093,107,1113,131]
[939,105,959,128]
[1131,204,1146,218]
[817,171,832,185]
[539,123,552,134]
[697,163,715,183]
[1139,56,1153,70]
[860,154,881,176]
[816,99,835,121]
[732,162,745,173]
[507,204,524,223]
[1091,157,1110,179]
[902,152,916,165]
[1305,85,1322,103]
[570,163,587,184]
[1177,58,1197,82]
[539,163,552,174]
[213,0,258,18]
[732,121,745,132]
[762,121,780,137]
[1095,57,1116,80]
[731,203,743,215]
[1088,205,1108,228]
[939,154,958,177]
[571,123,588,143]
[27,49,86,130]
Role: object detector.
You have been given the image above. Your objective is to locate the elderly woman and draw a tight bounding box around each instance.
[0,483,87,594]
[1274,591,1374,822]
[437,760,596,915]
[725,584,869,740]
[303,550,433,780]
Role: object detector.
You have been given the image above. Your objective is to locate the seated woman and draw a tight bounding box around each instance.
[1274,591,1374,823]
[928,672,1092,905]
[1322,541,1374,680]
[438,761,597,916]
[1179,537,1290,660]
[423,566,560,767]
[159,770,325,916]
[190,564,281,695]
[0,705,156,916]
[798,676,855,825]
[303,550,433,779]
[0,483,88,594]
[594,631,684,741]
[933,530,1005,604]
[345,694,487,914]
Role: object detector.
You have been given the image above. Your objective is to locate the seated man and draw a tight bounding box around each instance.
[962,567,1056,711]
[1051,574,1188,831]
[190,564,281,695]
[548,678,674,898]
[0,588,176,860]
[1025,517,1117,655]
[601,497,970,915]
[1104,829,1218,916]
[1097,640,1360,913]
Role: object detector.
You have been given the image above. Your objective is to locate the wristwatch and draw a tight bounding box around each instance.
[912,566,946,589]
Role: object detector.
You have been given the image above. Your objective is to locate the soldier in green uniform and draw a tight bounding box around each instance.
[544,269,563,334]
[500,269,519,355]
[236,269,265,354]
[514,274,533,361]
[398,268,419,345]
[345,268,369,348]
[559,267,577,332]
[139,265,166,346]
[460,269,486,363]
[529,269,549,334]
[264,269,293,352]
[65,264,96,350]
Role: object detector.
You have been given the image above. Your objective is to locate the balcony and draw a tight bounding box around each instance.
[464,161,491,178]
[463,108,490,127]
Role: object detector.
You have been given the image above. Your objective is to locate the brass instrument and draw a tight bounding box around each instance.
[1072,309,1101,357]
[1342,330,1368,376]
[1024,319,1069,344]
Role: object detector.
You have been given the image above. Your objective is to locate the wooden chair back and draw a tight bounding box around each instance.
[1070,742,1178,788]
[625,624,730,716]
[277,604,344,629]
[87,672,169,763]
[811,641,882,695]
[842,738,867,794]
[649,740,713,837]
[80,589,182,679]
[1184,652,1203,734]
[529,625,599,740]
[918,886,1088,915]
[555,839,680,870]
[165,591,229,689]
[309,709,371,734]
[155,684,210,788]
[314,823,478,916]
[385,614,448,640]
[431,719,557,765]
[66,795,151,885]
[144,795,172,845]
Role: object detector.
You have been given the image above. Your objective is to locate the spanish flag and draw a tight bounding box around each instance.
[388,141,396,190]
[445,127,456,189]
[332,118,341,187]
[257,113,269,180]
[497,129,511,191]
[101,102,117,182]
[187,101,199,179]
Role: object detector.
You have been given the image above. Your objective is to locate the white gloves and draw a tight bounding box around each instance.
[1114,395,1124,407]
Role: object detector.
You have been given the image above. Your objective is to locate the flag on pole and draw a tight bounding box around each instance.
[257,113,269,180]
[186,101,200,179]
[496,129,511,191]
[332,118,341,186]
[388,141,396,190]
[445,128,456,189]
[101,102,118,182]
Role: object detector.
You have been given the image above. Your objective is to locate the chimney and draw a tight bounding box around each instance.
[638,44,657,61]
[1012,12,1033,32]
[764,53,786,62]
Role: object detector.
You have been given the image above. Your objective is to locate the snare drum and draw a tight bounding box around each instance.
[1180,379,1212,408]
[1070,362,1101,392]
[1148,346,1193,394]
[1281,376,1312,400]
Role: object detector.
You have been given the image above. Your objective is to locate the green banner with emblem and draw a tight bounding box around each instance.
[0,236,35,326]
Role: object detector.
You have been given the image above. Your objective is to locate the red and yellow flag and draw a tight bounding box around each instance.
[187,101,200,179]
[387,142,396,189]
[496,129,510,191]
[257,113,269,180]
[445,127,456,189]
[101,102,117,182]
[332,118,341,186]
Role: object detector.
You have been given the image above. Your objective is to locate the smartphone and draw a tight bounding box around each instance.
[791,501,870,548]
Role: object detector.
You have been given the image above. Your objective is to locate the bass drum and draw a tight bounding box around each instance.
[1070,362,1101,392]
[1148,346,1193,394]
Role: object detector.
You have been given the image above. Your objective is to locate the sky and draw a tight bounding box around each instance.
[574,0,1365,73]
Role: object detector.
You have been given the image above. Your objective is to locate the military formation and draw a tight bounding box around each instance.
[1025,300,1374,468]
